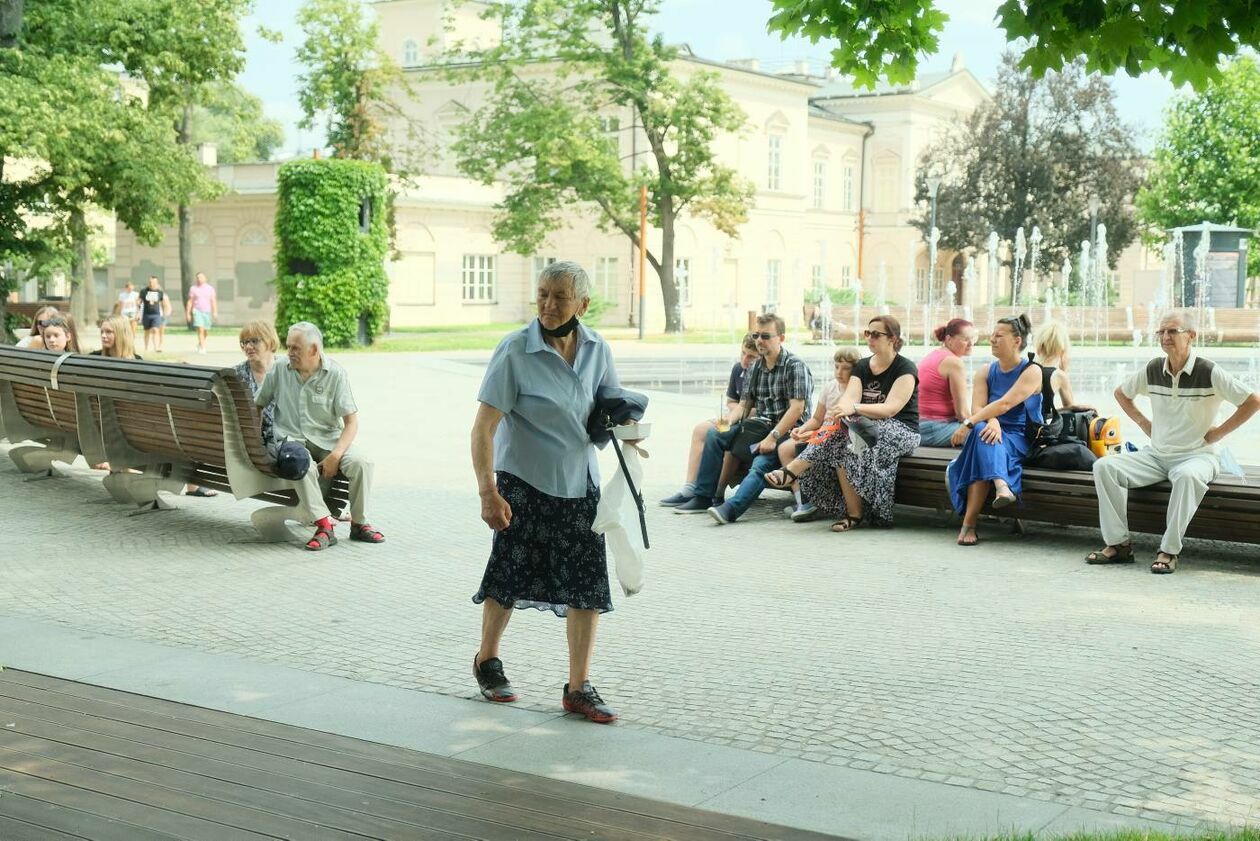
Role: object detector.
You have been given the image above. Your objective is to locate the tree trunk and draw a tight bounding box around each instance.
[0,156,10,343]
[0,0,23,49]
[177,102,194,307]
[69,207,93,327]
[658,201,681,333]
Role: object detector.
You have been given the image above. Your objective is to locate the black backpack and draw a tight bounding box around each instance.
[1024,360,1097,470]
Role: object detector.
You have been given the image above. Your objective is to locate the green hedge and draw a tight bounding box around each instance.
[274,159,390,347]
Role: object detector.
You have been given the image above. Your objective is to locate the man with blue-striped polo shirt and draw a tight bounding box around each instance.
[1088,309,1259,574]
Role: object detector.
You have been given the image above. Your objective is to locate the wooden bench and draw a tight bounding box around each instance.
[895,446,1260,545]
[0,347,350,541]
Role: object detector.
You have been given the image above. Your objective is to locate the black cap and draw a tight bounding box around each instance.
[274,441,311,480]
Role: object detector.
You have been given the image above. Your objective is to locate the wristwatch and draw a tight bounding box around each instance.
[962,418,975,429]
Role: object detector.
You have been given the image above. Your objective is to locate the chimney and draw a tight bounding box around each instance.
[197,143,217,167]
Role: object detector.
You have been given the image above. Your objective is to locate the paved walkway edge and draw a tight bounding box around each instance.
[0,614,1183,840]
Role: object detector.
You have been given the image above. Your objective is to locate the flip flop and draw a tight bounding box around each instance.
[957,525,980,546]
[992,491,1016,509]
[185,487,218,498]
[830,516,861,533]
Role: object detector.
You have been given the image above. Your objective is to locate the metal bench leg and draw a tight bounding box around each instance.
[10,444,78,479]
[100,472,134,503]
[250,505,308,543]
[110,474,185,515]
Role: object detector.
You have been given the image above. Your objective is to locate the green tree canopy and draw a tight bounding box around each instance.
[188,81,285,163]
[911,53,1142,297]
[295,0,423,175]
[768,0,1260,90]
[448,0,755,333]
[1136,57,1260,276]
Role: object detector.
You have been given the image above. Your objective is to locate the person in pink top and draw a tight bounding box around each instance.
[185,271,218,355]
[917,318,977,447]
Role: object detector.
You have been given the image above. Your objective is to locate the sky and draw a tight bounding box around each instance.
[240,0,1185,160]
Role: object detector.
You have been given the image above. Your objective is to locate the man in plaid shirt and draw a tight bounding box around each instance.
[673,313,812,523]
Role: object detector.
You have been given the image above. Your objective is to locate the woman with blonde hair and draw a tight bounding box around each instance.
[92,315,140,359]
[234,320,281,452]
[1031,320,1091,413]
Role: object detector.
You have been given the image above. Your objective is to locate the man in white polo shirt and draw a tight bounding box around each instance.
[1088,309,1259,573]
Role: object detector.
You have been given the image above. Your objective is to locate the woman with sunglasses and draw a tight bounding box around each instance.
[829,316,921,532]
[946,314,1043,545]
[16,306,61,348]
[233,320,280,453]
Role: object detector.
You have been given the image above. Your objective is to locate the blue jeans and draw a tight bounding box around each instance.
[919,419,961,448]
[693,426,782,519]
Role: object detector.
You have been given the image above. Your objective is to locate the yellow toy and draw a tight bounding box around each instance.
[1088,416,1123,457]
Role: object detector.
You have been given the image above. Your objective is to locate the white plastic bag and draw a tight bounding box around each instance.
[592,443,647,596]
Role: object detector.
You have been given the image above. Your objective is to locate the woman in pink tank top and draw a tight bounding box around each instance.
[917,318,976,446]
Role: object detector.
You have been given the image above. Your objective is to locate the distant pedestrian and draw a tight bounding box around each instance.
[185,272,217,355]
[115,282,140,330]
[140,276,171,353]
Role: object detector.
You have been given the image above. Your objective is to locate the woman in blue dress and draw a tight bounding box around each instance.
[946,314,1043,545]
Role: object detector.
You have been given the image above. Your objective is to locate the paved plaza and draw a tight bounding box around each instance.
[2,338,1260,837]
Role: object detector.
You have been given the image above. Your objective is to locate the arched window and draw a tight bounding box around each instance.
[403,40,418,65]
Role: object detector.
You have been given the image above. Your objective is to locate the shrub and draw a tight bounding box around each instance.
[274,159,390,346]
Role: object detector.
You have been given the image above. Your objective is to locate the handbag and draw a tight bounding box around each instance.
[730,416,775,464]
[587,386,651,548]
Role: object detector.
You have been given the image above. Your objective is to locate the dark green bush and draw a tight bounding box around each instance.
[274,159,390,346]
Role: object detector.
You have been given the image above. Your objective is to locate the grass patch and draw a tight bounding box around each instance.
[974,832,1259,841]
[387,322,526,335]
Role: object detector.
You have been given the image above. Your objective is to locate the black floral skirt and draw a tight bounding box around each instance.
[473,471,612,617]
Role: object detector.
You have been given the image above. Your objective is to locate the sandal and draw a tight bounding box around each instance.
[765,466,799,489]
[957,525,979,546]
[991,490,1016,509]
[1151,553,1178,574]
[830,516,861,533]
[350,522,385,543]
[185,487,218,498]
[1084,543,1134,564]
[305,526,337,551]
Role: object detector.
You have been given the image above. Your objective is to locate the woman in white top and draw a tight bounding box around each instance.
[15,306,60,348]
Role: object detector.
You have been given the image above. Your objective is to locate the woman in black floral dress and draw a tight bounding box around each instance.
[470,261,628,724]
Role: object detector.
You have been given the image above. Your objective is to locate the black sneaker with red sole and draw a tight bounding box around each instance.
[562,681,617,723]
[474,655,518,702]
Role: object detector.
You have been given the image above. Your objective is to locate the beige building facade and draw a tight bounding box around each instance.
[113,0,1165,330]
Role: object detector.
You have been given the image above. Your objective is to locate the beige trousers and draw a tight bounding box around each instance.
[293,442,373,525]
[1092,447,1219,555]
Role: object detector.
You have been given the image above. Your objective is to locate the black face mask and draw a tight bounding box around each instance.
[540,314,580,338]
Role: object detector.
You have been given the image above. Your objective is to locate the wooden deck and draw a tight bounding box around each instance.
[0,669,840,841]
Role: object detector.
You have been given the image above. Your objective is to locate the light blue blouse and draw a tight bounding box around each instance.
[477,319,620,498]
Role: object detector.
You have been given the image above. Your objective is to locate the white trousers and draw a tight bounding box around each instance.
[1092,448,1219,555]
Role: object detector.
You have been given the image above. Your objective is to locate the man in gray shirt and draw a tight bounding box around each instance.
[256,321,384,550]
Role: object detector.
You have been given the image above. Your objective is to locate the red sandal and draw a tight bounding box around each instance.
[350,522,385,544]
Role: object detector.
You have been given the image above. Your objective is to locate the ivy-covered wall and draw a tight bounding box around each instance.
[274,159,389,346]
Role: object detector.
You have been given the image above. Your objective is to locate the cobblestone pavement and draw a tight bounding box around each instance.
[2,352,1260,831]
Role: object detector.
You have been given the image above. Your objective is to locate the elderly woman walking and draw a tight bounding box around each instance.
[470,261,626,724]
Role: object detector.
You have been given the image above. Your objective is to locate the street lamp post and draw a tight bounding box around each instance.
[926,176,942,316]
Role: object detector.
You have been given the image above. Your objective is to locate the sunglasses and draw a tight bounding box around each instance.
[37,319,54,328]
[863,329,891,339]
[1153,328,1189,337]
[751,332,777,341]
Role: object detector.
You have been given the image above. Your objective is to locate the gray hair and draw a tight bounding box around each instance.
[1160,308,1198,333]
[538,260,591,300]
[287,321,324,350]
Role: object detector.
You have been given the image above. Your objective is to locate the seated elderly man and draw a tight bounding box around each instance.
[1089,309,1259,574]
[674,313,812,524]
[256,321,385,550]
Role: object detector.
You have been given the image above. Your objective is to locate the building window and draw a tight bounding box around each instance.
[843,165,855,211]
[403,40,418,65]
[840,265,852,287]
[765,259,780,309]
[811,264,824,291]
[675,257,691,307]
[874,158,899,212]
[812,161,825,209]
[529,255,556,302]
[767,134,783,190]
[595,256,619,299]
[598,116,620,156]
[914,266,945,303]
[462,255,497,303]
